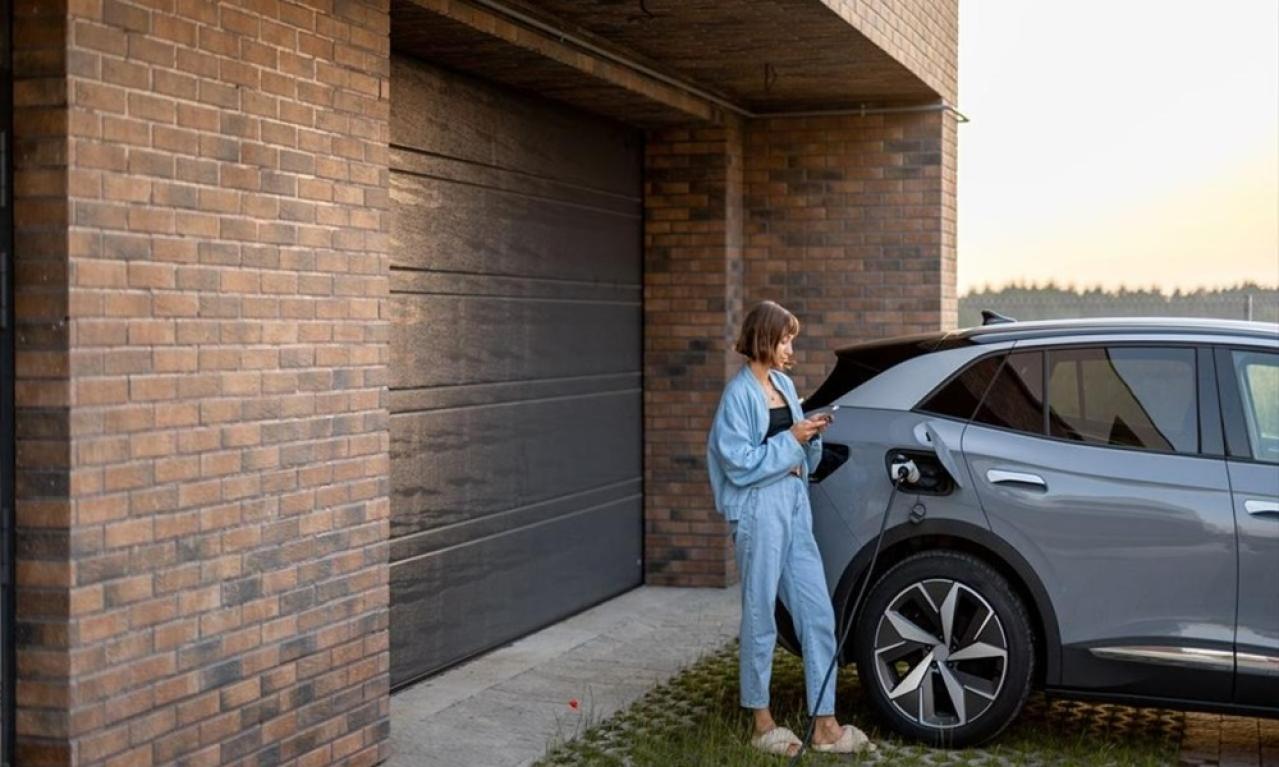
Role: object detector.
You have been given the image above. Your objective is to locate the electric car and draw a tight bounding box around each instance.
[779,315,1279,747]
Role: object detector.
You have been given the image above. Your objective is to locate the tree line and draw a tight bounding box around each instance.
[959,281,1278,327]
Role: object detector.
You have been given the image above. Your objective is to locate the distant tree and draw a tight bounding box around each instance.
[958,280,1278,326]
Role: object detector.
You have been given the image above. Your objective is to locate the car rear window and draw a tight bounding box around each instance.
[917,353,1006,422]
[973,351,1044,433]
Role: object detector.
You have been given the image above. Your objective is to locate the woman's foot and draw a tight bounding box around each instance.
[811,715,875,753]
[812,716,843,746]
[752,709,801,757]
[750,726,802,757]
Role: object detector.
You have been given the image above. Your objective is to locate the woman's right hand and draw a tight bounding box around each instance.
[790,417,825,444]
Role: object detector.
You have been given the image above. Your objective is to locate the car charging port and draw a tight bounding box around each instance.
[883,449,954,495]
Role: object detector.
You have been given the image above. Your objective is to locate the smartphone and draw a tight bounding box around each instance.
[806,404,840,423]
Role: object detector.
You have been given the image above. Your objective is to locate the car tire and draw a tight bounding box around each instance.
[852,550,1034,747]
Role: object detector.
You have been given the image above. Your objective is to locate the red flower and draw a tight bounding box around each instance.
[568,698,580,711]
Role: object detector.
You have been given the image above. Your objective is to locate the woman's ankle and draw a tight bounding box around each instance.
[752,708,777,734]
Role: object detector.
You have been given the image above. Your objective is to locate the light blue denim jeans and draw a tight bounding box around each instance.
[730,474,837,715]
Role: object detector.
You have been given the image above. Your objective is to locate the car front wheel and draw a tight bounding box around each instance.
[853,550,1034,747]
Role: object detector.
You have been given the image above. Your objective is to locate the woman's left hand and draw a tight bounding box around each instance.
[804,414,832,435]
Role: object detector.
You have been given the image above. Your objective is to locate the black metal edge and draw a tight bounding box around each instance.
[1196,346,1225,457]
[1214,347,1254,461]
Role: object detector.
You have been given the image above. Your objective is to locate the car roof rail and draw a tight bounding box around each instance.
[981,309,1017,326]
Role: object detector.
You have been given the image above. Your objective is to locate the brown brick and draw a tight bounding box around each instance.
[103,519,154,547]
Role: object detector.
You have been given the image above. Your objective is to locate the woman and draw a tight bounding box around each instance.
[706,301,874,757]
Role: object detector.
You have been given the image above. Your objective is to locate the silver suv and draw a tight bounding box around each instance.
[780,316,1279,746]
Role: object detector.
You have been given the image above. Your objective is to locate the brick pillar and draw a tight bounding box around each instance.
[12,1,73,764]
[744,112,957,394]
[14,2,393,764]
[643,121,744,588]
[940,112,959,330]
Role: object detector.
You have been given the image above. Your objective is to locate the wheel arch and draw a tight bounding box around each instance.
[830,519,1062,686]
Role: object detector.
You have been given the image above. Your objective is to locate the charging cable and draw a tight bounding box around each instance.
[786,458,915,766]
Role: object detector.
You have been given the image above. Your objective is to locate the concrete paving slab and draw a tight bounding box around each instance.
[494,667,657,712]
[388,585,739,767]
[392,623,601,721]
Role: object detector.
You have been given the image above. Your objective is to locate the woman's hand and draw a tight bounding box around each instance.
[790,415,830,444]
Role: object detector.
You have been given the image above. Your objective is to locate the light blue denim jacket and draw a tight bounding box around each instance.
[706,365,823,521]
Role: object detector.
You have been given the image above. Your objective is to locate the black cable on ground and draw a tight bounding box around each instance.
[787,465,911,766]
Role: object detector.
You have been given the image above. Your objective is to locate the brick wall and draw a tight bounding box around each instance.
[744,112,956,393]
[820,0,959,103]
[14,1,394,764]
[643,121,744,587]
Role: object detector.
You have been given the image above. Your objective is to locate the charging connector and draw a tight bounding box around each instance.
[882,449,954,496]
[890,456,920,484]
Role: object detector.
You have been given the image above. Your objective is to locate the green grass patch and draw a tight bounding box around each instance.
[537,643,1182,766]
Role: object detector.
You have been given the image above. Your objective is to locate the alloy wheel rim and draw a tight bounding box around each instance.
[872,578,1008,730]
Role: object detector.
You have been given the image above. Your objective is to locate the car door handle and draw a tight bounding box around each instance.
[986,469,1046,488]
[1244,499,1279,516]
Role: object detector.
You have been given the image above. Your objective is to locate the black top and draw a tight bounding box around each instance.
[764,405,793,442]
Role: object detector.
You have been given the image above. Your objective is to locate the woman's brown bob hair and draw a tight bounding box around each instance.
[734,301,800,366]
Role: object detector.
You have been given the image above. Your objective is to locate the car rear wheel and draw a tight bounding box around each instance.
[853,550,1034,747]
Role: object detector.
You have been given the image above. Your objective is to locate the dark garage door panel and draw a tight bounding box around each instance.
[389,56,643,686]
[389,164,641,282]
[391,54,642,196]
[390,386,641,540]
[389,285,641,389]
[390,495,643,679]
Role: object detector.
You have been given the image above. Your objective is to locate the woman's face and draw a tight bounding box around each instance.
[771,333,796,370]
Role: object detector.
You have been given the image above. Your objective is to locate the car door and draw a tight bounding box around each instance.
[1215,345,1279,708]
[961,342,1237,701]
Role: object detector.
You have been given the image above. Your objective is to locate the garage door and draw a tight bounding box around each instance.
[388,57,644,686]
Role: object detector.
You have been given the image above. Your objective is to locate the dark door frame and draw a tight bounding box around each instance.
[0,0,15,761]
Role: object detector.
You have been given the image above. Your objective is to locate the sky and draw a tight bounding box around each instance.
[957,1,1279,294]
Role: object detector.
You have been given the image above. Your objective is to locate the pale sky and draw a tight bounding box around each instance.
[957,1,1279,294]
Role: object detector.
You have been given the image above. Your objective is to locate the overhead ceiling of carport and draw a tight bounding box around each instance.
[518,0,937,109]
[391,1,714,125]
[390,0,938,126]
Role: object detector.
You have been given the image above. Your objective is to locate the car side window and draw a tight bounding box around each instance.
[1047,346,1199,454]
[973,351,1044,434]
[918,353,1005,421]
[1231,350,1279,464]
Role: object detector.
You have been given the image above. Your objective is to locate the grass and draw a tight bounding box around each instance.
[536,642,1182,767]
